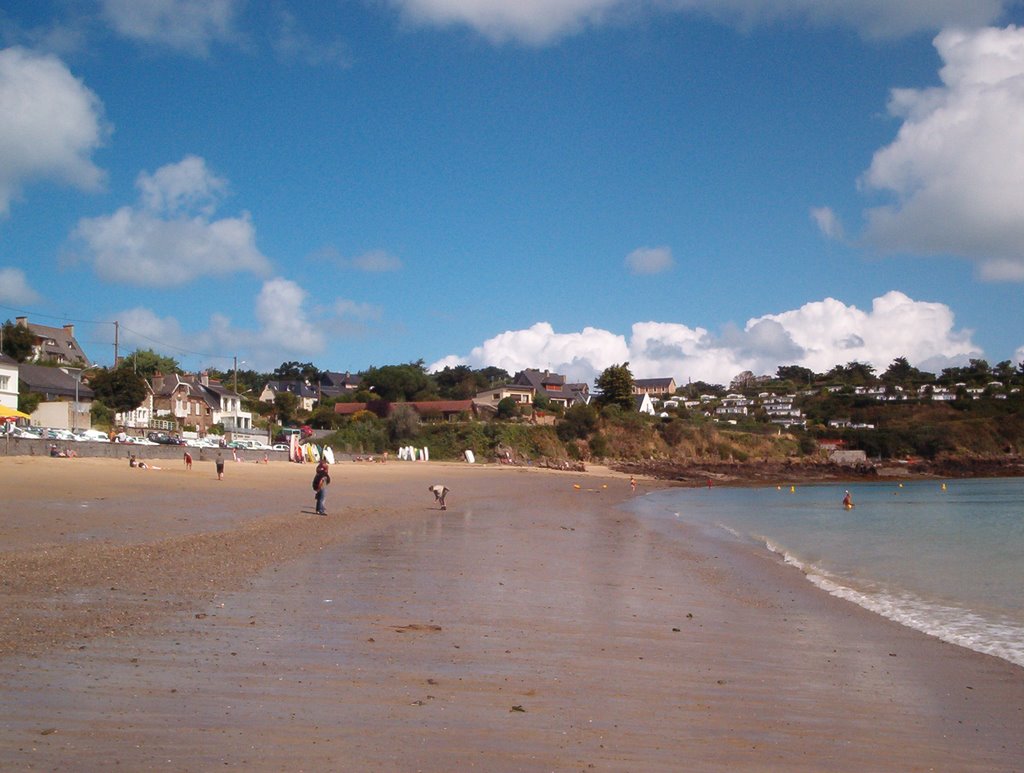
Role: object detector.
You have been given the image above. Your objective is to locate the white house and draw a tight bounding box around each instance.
[0,353,18,410]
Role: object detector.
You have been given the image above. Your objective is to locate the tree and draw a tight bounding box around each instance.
[122,348,181,377]
[729,370,758,392]
[496,396,519,419]
[273,361,321,381]
[557,403,599,440]
[388,403,420,441]
[18,382,42,414]
[776,365,816,387]
[88,367,148,414]
[362,361,436,402]
[434,365,478,399]
[595,363,635,411]
[825,361,876,386]
[274,391,299,425]
[881,357,932,388]
[1,320,35,362]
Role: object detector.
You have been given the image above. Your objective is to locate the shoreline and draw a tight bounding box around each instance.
[1,457,1021,770]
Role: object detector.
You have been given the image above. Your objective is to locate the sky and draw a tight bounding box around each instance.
[1,0,1024,387]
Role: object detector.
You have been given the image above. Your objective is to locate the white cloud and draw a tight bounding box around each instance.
[350,249,403,272]
[254,278,324,354]
[0,47,106,216]
[1014,344,1024,366]
[136,154,227,216]
[430,291,982,385]
[0,266,41,304]
[430,321,630,382]
[625,245,674,275]
[810,206,843,240]
[389,0,623,44]
[112,277,357,371]
[861,26,1024,281]
[334,299,383,321]
[387,0,1009,44]
[99,0,241,56]
[74,156,271,286]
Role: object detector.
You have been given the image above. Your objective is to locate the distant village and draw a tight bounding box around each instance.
[2,316,1021,448]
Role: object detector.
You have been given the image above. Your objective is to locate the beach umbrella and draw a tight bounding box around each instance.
[1,406,31,453]
[0,405,31,420]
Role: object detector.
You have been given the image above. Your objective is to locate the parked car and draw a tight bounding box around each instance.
[73,429,110,442]
[272,443,288,452]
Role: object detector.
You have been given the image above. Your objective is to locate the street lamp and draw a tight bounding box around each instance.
[72,365,100,432]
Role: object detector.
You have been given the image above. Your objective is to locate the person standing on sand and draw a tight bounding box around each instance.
[630,476,637,493]
[312,460,331,515]
[183,450,192,470]
[428,484,449,510]
[215,452,224,481]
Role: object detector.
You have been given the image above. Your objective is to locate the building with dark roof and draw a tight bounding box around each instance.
[14,316,90,366]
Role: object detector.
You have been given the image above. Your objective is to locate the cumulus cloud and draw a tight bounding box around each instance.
[387,0,1008,44]
[99,0,241,56]
[625,245,674,275]
[810,206,844,240]
[73,156,271,287]
[112,277,356,371]
[430,292,982,385]
[861,26,1024,281]
[0,46,107,216]
[0,266,41,304]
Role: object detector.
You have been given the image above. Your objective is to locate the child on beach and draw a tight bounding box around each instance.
[428,484,449,510]
[183,450,192,470]
[215,452,224,480]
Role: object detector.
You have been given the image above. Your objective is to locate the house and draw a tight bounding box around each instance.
[148,372,250,435]
[633,377,677,397]
[319,371,362,399]
[18,363,94,430]
[406,400,477,421]
[14,316,90,366]
[333,400,477,421]
[0,353,18,410]
[260,379,318,411]
[635,393,656,415]
[202,379,254,434]
[152,373,213,432]
[511,369,589,409]
[472,383,536,412]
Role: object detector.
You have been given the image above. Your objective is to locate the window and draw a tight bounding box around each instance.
[0,375,8,390]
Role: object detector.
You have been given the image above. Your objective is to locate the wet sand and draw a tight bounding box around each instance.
[0,456,1021,770]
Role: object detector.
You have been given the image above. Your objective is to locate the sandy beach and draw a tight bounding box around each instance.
[0,455,1021,771]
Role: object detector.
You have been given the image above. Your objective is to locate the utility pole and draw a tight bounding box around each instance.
[113,321,119,366]
[233,355,238,394]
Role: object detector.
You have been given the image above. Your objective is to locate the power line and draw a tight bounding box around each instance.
[1,303,232,363]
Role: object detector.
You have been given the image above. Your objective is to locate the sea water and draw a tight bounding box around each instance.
[629,477,1024,668]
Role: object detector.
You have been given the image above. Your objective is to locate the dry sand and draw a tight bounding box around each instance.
[0,455,1021,771]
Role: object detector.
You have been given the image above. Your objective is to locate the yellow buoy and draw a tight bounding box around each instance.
[790,485,795,493]
[941,482,947,491]
[573,484,581,490]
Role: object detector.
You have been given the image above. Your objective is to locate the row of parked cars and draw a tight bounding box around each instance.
[5,425,283,451]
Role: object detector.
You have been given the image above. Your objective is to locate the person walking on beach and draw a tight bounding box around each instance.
[428,484,449,510]
[630,476,637,493]
[215,451,224,481]
[312,460,331,515]
[183,450,192,470]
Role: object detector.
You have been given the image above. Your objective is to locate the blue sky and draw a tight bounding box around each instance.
[1,1,1023,386]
